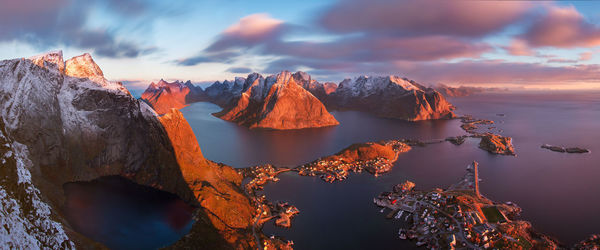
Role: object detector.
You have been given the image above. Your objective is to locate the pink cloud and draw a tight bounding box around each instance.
[504,39,534,56]
[579,51,595,61]
[320,0,533,37]
[397,61,600,86]
[182,12,491,66]
[265,35,491,62]
[522,5,600,48]
[546,58,578,64]
[302,60,600,87]
[205,13,286,53]
[223,13,283,40]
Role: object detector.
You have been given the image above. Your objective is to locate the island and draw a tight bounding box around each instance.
[447,115,517,156]
[477,133,516,156]
[541,144,590,154]
[296,140,411,181]
[374,161,559,249]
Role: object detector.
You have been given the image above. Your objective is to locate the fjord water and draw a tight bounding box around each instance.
[63,176,194,250]
[182,90,600,249]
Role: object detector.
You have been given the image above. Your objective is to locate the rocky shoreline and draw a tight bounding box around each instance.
[446,115,517,156]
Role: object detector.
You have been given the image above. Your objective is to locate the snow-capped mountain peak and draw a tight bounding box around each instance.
[65,53,104,79]
[28,50,65,73]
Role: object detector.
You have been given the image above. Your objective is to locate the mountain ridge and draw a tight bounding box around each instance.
[214,71,340,130]
[0,51,257,249]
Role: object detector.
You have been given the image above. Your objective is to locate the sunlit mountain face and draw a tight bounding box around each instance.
[1,0,600,249]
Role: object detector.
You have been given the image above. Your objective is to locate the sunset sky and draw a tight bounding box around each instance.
[1,0,600,91]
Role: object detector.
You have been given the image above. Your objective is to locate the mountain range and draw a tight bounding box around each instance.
[141,71,456,129]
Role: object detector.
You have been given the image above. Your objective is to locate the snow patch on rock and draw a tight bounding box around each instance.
[0,138,74,249]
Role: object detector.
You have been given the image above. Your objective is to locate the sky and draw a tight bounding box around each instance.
[1,0,600,92]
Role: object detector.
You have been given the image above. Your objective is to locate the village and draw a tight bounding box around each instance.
[373,161,541,249]
[296,139,411,183]
[238,164,291,195]
[237,165,300,233]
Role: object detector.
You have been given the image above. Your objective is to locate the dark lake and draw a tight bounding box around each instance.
[181,90,600,249]
[63,176,194,250]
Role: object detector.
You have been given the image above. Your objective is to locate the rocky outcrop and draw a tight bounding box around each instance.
[541,144,590,154]
[0,120,77,249]
[141,79,205,114]
[0,51,255,249]
[159,109,256,248]
[327,76,456,121]
[214,71,339,130]
[446,136,467,145]
[478,133,516,156]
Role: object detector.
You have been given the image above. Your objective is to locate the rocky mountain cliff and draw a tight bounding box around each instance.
[214,71,339,130]
[289,71,337,101]
[0,119,76,249]
[204,77,245,107]
[0,51,256,249]
[207,72,455,123]
[328,75,456,121]
[141,79,205,114]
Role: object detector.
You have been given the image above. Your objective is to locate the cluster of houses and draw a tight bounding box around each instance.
[297,157,394,183]
[374,175,514,249]
[273,202,300,228]
[254,196,300,229]
[454,207,503,248]
[239,165,300,233]
[240,164,282,193]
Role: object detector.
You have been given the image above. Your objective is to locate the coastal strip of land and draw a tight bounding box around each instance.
[374,161,559,249]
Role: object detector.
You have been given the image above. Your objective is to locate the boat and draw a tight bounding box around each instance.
[398,229,407,240]
[395,210,404,219]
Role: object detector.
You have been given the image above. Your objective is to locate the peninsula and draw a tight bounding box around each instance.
[374,161,559,249]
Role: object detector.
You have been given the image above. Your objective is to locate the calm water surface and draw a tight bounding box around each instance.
[63,176,194,250]
[179,91,600,248]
